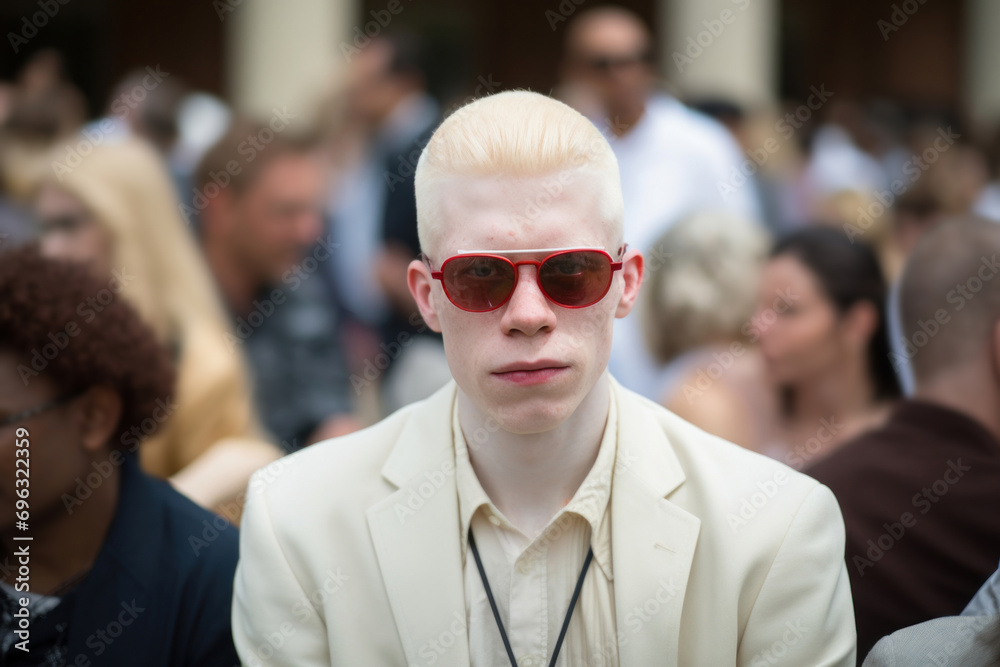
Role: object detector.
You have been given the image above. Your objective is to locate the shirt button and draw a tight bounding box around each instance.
[488,514,501,526]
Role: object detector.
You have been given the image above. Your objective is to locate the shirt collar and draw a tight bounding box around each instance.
[453,386,618,579]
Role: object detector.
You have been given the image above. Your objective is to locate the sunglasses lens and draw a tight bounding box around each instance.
[539,251,612,307]
[442,256,515,311]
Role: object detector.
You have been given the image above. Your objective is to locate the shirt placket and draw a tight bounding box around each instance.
[502,524,549,667]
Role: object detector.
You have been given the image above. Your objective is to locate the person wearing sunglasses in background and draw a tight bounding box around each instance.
[556,6,765,400]
[0,247,240,666]
[232,91,855,665]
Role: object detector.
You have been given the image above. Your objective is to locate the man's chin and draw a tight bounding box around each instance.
[484,394,579,435]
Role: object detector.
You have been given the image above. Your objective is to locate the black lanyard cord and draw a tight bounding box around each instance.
[468,529,594,667]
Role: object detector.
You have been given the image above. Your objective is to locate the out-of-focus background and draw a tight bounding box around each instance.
[2,0,1000,513]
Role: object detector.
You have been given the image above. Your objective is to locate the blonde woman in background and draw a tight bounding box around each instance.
[641,210,776,451]
[34,137,279,517]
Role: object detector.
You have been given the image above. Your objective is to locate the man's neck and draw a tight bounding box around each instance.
[457,373,612,539]
[913,367,1000,445]
[203,237,258,315]
[2,466,120,596]
[606,103,646,137]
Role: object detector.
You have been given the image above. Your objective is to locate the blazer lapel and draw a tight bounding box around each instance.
[610,380,701,666]
[366,381,471,667]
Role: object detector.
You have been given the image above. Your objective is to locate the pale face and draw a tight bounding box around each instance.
[409,171,642,434]
[36,184,114,280]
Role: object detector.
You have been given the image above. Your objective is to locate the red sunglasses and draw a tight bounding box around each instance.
[427,246,626,313]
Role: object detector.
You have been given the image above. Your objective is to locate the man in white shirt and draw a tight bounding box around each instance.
[559,7,764,397]
[232,90,855,666]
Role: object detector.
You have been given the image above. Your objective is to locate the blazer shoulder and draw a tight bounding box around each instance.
[245,397,425,512]
[617,382,831,530]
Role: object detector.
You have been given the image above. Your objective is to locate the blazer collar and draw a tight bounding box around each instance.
[367,378,701,666]
[367,381,470,667]
[608,377,701,666]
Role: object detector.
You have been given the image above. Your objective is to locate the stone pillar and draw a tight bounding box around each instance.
[965,0,1000,130]
[226,0,357,124]
[658,0,778,108]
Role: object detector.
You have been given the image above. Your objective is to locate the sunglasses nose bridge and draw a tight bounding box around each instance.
[505,261,551,306]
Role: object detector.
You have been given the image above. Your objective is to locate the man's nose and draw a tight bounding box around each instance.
[499,264,557,336]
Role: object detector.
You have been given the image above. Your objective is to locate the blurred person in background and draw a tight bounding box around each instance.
[0,177,35,251]
[196,120,360,448]
[864,563,1000,666]
[0,246,239,666]
[754,227,900,468]
[34,138,278,515]
[558,6,764,398]
[0,50,85,205]
[322,31,450,414]
[808,217,1000,661]
[641,211,775,450]
[888,142,988,278]
[84,68,193,198]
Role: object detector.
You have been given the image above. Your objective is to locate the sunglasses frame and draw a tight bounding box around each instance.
[428,245,626,313]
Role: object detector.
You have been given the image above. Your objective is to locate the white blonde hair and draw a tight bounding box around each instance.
[414,90,623,255]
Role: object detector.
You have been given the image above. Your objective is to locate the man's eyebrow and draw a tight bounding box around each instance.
[454,246,605,254]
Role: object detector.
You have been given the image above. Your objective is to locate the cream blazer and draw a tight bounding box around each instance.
[232,378,856,666]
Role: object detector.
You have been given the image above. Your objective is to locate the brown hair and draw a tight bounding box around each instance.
[0,245,176,449]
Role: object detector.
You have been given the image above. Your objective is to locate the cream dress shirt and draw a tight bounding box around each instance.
[454,388,620,667]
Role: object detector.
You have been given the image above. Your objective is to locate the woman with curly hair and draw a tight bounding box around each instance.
[0,246,239,665]
[34,138,277,515]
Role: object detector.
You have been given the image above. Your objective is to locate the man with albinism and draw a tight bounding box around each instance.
[232,90,856,666]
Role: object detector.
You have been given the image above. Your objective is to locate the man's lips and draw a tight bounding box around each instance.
[491,361,569,385]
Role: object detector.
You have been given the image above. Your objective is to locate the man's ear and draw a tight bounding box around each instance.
[75,386,123,456]
[614,248,644,319]
[407,258,442,333]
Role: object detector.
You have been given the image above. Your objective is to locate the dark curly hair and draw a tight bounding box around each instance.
[0,245,176,450]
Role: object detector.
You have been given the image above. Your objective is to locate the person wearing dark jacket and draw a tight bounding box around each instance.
[0,246,240,666]
[807,216,1000,661]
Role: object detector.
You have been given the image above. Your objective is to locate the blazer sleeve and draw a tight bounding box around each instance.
[737,484,857,667]
[232,474,332,666]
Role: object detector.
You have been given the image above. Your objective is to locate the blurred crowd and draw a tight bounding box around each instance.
[1,5,1000,665]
